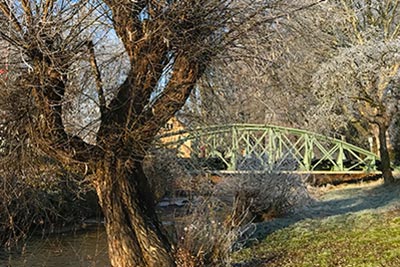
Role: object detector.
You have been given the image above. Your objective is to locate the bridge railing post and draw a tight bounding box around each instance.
[228,126,238,171]
[267,128,275,168]
[336,136,345,171]
[303,134,313,171]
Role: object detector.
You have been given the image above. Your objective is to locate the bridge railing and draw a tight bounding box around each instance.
[154,124,379,173]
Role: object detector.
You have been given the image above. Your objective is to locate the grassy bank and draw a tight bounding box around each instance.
[233,182,400,267]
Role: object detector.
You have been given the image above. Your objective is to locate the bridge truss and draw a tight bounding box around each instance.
[155,124,379,173]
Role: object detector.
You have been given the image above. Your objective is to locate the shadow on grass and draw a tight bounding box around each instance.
[245,182,400,245]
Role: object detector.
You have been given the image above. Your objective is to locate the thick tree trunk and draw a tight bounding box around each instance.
[93,156,176,267]
[391,113,400,166]
[377,124,395,183]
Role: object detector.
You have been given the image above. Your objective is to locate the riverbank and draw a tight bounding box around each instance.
[233,179,400,266]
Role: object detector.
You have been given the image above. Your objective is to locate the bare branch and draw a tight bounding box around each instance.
[106,1,147,59]
[42,0,56,22]
[139,54,204,141]
[0,1,23,33]
[21,0,32,25]
[88,40,107,118]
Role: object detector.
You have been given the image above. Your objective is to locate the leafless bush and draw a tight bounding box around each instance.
[0,85,99,249]
[147,148,311,266]
[144,149,195,201]
[145,148,246,266]
[228,170,311,224]
[177,168,311,266]
[174,196,240,267]
[0,169,99,249]
[172,169,306,267]
[144,148,220,199]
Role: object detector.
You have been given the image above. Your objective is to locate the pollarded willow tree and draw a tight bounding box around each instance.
[0,0,292,266]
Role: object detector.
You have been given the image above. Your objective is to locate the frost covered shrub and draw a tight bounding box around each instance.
[147,148,311,266]
[174,196,239,267]
[228,170,310,224]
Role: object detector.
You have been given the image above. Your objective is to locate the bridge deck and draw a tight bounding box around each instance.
[189,170,383,186]
[196,170,383,175]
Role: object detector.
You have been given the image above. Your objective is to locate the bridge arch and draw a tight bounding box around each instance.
[155,124,379,173]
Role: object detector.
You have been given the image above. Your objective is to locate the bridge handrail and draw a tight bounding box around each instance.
[155,123,378,159]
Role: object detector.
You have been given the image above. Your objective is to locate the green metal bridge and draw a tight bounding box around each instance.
[155,124,380,174]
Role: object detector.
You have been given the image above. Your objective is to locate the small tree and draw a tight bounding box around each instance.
[313,41,400,183]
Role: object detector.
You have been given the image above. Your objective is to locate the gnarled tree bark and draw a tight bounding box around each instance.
[377,123,395,183]
[94,157,175,267]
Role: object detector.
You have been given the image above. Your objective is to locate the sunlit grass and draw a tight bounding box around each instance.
[233,209,400,267]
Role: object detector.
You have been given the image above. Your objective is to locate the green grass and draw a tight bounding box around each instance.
[233,209,400,267]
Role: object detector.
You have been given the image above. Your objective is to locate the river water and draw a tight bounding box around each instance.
[0,197,196,267]
[0,226,110,267]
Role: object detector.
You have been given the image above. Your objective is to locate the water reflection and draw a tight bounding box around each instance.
[0,227,110,267]
[0,198,189,267]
